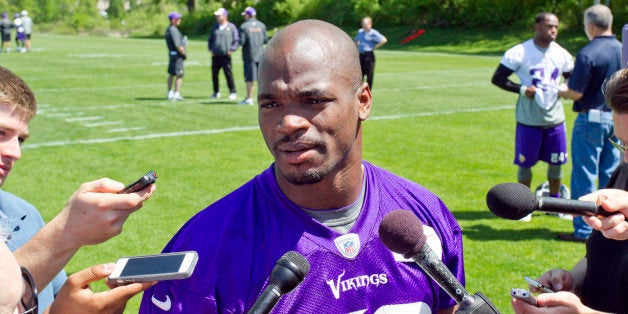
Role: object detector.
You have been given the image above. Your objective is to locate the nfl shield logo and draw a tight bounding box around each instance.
[334,233,361,259]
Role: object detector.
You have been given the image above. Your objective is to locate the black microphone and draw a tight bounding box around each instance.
[378,210,500,313]
[486,182,612,220]
[247,251,310,314]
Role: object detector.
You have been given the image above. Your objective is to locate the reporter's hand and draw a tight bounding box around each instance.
[51,178,156,247]
[579,189,628,240]
[46,263,155,314]
[512,291,606,314]
[531,269,573,293]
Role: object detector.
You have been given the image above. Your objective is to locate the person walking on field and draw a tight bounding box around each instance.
[238,6,268,106]
[20,11,32,52]
[491,12,574,222]
[208,8,239,101]
[0,13,13,53]
[354,17,387,89]
[557,4,622,243]
[165,11,187,101]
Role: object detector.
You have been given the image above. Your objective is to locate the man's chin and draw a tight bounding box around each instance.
[284,172,324,185]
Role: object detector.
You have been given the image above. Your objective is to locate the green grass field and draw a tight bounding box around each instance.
[2,33,586,313]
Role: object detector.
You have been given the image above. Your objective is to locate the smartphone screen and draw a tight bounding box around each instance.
[120,254,186,277]
[108,251,198,284]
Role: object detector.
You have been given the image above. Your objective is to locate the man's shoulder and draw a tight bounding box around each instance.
[0,189,39,214]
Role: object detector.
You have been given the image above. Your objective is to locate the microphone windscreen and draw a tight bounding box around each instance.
[486,183,536,220]
[271,251,310,294]
[279,250,310,278]
[378,210,426,258]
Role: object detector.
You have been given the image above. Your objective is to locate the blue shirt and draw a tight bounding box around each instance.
[354,28,385,53]
[568,35,622,112]
[0,189,67,314]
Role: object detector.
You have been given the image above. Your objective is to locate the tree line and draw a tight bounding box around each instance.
[0,0,624,37]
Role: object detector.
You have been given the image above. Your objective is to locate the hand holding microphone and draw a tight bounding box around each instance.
[486,183,613,220]
[378,210,500,313]
[579,189,628,241]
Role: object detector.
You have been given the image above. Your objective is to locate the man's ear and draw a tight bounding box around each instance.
[357,83,371,121]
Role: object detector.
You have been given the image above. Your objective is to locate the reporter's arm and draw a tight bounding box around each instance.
[14,178,155,292]
[45,263,155,314]
[531,258,585,294]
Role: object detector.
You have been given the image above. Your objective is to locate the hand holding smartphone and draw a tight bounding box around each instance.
[524,276,555,293]
[106,251,198,286]
[118,170,157,194]
[511,288,538,306]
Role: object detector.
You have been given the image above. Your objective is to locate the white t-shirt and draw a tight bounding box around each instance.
[501,39,574,126]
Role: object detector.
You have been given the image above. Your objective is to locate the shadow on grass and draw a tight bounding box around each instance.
[453,210,498,221]
[462,223,564,241]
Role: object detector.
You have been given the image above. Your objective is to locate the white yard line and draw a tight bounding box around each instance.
[23,106,513,149]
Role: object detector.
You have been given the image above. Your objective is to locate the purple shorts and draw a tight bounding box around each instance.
[514,122,567,168]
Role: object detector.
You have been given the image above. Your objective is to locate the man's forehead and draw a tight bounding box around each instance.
[0,103,31,124]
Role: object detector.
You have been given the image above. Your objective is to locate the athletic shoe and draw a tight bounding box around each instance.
[210,92,221,99]
[238,98,254,105]
[228,93,237,100]
[167,91,174,100]
[557,233,587,243]
[519,213,532,222]
[171,94,185,101]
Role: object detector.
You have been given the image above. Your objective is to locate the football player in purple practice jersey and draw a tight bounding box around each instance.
[140,19,465,314]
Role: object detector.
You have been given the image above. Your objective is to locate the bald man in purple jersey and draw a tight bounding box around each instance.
[140,19,464,314]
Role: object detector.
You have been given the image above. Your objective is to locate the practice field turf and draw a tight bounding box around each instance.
[2,33,584,313]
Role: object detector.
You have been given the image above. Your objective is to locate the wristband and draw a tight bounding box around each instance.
[519,85,528,96]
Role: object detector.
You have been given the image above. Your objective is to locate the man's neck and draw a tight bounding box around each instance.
[533,38,551,49]
[276,163,365,210]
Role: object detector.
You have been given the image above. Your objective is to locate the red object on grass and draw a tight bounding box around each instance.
[400,29,425,44]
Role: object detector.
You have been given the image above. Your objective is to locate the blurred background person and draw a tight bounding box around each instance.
[20,10,32,52]
[558,4,621,243]
[165,11,186,101]
[208,8,239,101]
[354,17,387,89]
[491,12,574,222]
[0,12,13,53]
[238,6,267,106]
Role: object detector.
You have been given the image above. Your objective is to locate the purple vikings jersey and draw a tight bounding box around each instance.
[140,161,464,313]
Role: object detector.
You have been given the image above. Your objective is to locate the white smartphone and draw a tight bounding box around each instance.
[107,251,198,285]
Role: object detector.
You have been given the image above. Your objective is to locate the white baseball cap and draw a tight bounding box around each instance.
[21,10,27,16]
[213,8,228,16]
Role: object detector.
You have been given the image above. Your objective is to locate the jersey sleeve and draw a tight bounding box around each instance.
[500,44,523,72]
[562,48,575,73]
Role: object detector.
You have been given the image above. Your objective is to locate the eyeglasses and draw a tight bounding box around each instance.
[19,267,38,314]
[609,135,628,153]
